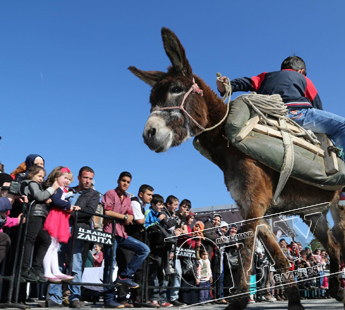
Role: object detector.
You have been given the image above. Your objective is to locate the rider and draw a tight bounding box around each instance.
[216,55,345,203]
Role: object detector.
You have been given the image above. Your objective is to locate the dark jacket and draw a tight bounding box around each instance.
[22,180,54,218]
[228,69,323,110]
[69,186,100,228]
[160,207,179,232]
[203,219,218,259]
[125,196,145,241]
[50,188,72,210]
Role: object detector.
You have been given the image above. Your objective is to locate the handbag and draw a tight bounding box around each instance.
[226,250,239,267]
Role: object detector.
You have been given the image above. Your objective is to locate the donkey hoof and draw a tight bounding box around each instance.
[288,305,305,310]
[333,288,345,303]
[224,297,247,310]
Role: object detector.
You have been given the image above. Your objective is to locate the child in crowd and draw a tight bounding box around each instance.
[196,250,212,304]
[43,166,80,282]
[296,250,311,295]
[92,243,103,267]
[193,221,205,259]
[21,165,60,282]
[145,194,172,307]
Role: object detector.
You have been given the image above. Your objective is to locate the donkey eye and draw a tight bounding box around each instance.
[170,86,183,94]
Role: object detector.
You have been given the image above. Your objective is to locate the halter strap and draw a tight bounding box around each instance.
[153,76,231,137]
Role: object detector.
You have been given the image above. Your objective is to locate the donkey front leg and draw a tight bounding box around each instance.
[258,223,304,310]
[224,217,259,310]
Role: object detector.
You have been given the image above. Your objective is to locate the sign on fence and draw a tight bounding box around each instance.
[76,226,113,245]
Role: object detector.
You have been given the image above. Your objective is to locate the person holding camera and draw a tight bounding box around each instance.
[0,173,25,232]
[0,175,26,267]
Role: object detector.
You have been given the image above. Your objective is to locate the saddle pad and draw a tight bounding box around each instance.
[222,96,345,190]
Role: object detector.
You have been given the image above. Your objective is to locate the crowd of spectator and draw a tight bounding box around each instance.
[0,154,338,309]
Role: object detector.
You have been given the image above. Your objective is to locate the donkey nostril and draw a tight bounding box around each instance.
[148,127,156,138]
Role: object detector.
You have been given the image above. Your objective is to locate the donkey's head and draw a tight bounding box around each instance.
[129,27,209,152]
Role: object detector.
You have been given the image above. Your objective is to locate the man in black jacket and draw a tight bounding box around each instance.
[48,166,99,308]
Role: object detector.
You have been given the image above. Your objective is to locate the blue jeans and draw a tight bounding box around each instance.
[103,235,150,302]
[148,255,168,302]
[49,238,84,304]
[199,280,211,303]
[168,258,182,302]
[288,108,345,150]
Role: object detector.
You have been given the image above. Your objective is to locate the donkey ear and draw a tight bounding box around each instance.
[161,27,193,76]
[128,67,165,87]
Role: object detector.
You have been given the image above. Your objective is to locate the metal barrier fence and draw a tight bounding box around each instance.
[0,204,116,309]
[0,205,332,309]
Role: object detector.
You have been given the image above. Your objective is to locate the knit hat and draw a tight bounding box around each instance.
[305,246,312,251]
[213,213,222,220]
[0,173,14,187]
[194,221,204,231]
[187,212,195,221]
[220,221,228,228]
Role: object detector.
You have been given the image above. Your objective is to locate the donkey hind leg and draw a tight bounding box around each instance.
[258,223,304,310]
[305,211,344,302]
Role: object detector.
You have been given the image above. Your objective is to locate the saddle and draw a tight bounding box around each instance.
[194,94,345,192]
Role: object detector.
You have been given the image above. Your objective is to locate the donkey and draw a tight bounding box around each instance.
[129,27,345,310]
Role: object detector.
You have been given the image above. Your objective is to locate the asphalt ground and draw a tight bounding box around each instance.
[5,298,344,310]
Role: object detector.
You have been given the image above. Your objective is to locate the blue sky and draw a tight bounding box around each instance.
[1,0,344,226]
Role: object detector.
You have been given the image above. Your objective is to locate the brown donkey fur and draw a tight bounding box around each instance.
[129,27,345,310]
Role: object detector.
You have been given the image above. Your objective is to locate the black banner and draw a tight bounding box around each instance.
[76,226,113,245]
[176,248,196,258]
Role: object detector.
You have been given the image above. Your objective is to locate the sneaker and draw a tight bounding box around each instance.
[260,296,266,301]
[339,192,345,206]
[133,301,157,308]
[160,302,173,307]
[170,300,186,306]
[32,267,48,282]
[104,299,125,308]
[116,276,139,289]
[120,301,134,308]
[248,299,255,304]
[148,300,160,308]
[264,294,276,302]
[69,300,81,308]
[21,268,39,282]
[46,300,63,308]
